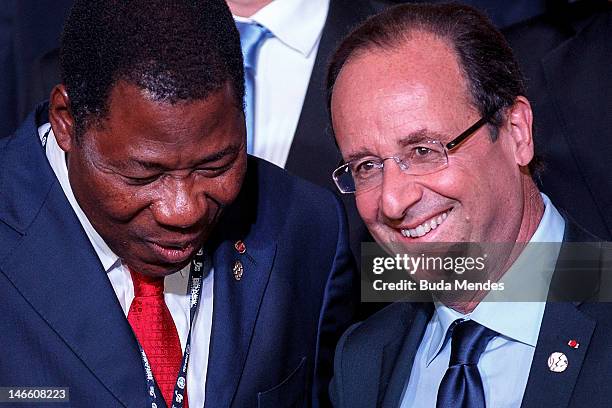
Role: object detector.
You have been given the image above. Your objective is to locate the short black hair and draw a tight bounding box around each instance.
[60,0,244,138]
[327,3,527,141]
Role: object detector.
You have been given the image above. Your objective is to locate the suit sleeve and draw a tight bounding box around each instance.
[312,192,359,408]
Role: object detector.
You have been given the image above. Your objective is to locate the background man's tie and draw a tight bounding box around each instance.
[436,320,498,408]
[235,21,271,154]
[127,270,187,408]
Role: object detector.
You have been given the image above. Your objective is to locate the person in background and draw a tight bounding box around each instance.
[504,0,612,240]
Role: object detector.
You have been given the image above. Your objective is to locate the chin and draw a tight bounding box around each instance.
[126,258,188,277]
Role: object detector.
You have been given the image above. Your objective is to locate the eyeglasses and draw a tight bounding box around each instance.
[332,115,492,194]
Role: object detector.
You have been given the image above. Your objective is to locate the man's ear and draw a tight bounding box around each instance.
[504,96,534,167]
[49,84,76,153]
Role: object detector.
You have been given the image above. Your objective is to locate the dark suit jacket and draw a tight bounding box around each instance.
[0,104,357,407]
[503,2,612,240]
[0,0,73,138]
[330,221,612,407]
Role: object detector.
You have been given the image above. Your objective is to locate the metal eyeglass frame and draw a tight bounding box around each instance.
[332,114,494,194]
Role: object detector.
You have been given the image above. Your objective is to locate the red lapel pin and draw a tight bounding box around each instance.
[234,240,246,254]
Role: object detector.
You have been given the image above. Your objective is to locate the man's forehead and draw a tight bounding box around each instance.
[342,32,461,80]
[100,81,233,127]
[332,34,479,160]
[336,33,472,107]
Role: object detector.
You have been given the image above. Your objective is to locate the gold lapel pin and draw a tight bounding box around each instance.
[233,260,244,281]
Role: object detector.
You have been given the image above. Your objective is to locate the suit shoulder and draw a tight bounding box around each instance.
[247,156,342,210]
[229,157,348,245]
[504,14,571,58]
[338,302,420,351]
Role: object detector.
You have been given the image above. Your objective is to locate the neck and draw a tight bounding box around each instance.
[226,0,273,17]
[514,178,545,243]
[447,177,545,314]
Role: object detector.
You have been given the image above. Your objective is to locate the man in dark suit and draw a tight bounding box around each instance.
[0,1,355,407]
[504,0,612,240]
[325,3,611,407]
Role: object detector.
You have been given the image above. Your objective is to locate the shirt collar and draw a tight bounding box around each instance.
[233,0,329,57]
[426,193,565,364]
[39,123,121,273]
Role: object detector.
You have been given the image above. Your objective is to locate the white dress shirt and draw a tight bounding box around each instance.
[38,123,213,408]
[401,193,566,408]
[234,0,329,168]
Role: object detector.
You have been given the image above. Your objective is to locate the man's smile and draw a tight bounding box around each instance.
[396,208,453,238]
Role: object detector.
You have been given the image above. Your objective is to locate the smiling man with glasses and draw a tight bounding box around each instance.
[326,3,612,408]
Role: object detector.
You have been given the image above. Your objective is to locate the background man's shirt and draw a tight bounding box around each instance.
[233,0,329,168]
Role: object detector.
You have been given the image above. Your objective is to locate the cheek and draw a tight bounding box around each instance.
[440,153,519,227]
[207,160,246,207]
[436,156,495,201]
[214,174,243,204]
[78,170,151,223]
[73,181,129,221]
[70,155,149,222]
[96,184,150,222]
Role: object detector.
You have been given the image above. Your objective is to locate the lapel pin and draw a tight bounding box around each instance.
[234,240,247,254]
[233,260,244,281]
[567,339,580,349]
[548,352,568,373]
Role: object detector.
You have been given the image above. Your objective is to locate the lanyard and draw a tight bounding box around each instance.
[41,126,51,148]
[140,248,209,408]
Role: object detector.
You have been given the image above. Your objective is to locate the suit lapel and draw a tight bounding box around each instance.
[204,184,277,407]
[520,302,595,408]
[0,116,147,407]
[380,304,433,408]
[522,220,599,407]
[336,303,430,408]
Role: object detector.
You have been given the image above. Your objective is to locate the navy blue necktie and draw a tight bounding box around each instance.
[235,21,271,154]
[436,320,497,408]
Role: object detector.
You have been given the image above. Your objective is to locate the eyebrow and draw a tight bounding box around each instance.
[130,144,241,171]
[397,129,448,147]
[345,148,379,163]
[344,128,449,162]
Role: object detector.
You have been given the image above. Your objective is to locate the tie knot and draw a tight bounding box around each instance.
[130,269,165,297]
[235,21,271,70]
[448,320,497,367]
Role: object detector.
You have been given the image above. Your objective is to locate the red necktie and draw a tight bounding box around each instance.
[127,269,188,408]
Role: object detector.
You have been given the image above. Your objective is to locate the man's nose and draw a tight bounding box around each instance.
[151,177,207,229]
[379,163,423,221]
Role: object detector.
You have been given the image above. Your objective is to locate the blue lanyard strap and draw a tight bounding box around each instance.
[140,248,210,408]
